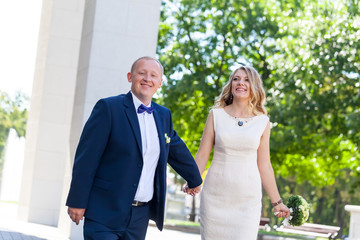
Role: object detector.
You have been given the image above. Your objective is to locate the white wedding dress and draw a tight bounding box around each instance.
[200,108,269,240]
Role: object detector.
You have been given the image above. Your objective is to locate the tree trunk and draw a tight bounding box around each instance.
[335,188,340,223]
[338,200,348,238]
[315,188,325,223]
[189,195,196,222]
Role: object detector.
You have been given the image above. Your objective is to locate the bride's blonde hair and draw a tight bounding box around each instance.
[213,65,267,115]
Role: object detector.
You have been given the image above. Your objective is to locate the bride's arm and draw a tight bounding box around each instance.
[183,111,215,195]
[194,110,215,175]
[257,122,290,218]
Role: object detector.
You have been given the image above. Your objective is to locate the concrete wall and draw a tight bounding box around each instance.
[18,0,86,226]
[18,0,161,238]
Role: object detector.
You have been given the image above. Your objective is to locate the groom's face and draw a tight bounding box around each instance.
[127,59,163,104]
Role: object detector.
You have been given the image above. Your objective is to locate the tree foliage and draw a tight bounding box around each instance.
[157,0,360,230]
[0,91,28,172]
[158,0,360,183]
[267,0,360,187]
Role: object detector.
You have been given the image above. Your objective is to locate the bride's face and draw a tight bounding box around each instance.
[231,70,251,100]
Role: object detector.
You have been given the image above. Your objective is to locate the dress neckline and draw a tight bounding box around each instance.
[221,108,263,120]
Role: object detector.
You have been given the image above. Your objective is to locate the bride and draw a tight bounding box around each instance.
[185,64,290,239]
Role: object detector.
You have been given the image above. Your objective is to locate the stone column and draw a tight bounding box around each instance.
[18,0,86,226]
[345,205,360,240]
[17,0,161,238]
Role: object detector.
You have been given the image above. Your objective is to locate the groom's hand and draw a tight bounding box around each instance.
[189,185,201,196]
[68,207,86,225]
[182,183,201,196]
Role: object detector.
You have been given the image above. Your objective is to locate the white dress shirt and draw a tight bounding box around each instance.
[131,92,160,202]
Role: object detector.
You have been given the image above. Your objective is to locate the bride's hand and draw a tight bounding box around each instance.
[274,203,291,218]
[182,183,201,196]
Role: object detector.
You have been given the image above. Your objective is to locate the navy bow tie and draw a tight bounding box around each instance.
[137,104,155,114]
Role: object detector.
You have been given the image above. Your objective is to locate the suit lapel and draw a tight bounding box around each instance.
[153,106,166,166]
[124,92,142,155]
[123,92,166,164]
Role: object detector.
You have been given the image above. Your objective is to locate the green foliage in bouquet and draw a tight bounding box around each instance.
[287,195,310,226]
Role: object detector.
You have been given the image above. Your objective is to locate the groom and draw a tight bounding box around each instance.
[66,56,202,239]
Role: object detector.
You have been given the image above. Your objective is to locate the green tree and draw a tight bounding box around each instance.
[0,91,28,184]
[267,0,360,185]
[263,0,360,232]
[157,0,360,228]
[157,0,288,155]
[158,0,360,181]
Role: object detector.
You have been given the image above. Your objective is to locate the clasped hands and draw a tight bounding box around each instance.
[182,183,201,196]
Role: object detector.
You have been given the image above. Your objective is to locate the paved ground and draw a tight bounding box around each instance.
[0,202,200,240]
[0,202,65,240]
[0,225,200,240]
[0,202,297,240]
[0,222,199,240]
[0,227,201,240]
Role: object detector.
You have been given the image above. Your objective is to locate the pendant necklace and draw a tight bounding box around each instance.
[233,116,253,127]
[223,108,254,127]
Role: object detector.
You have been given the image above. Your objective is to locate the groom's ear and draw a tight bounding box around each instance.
[127,72,132,83]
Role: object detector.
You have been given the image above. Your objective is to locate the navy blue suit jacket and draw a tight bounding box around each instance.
[66,92,202,230]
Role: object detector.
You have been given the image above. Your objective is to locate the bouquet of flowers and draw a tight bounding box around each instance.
[283,195,310,226]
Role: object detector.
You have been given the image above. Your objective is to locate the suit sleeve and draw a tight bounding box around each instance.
[167,111,202,188]
[66,99,111,208]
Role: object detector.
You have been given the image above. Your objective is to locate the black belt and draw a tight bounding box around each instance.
[132,200,148,207]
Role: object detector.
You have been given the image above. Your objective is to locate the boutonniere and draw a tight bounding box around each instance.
[165,133,171,144]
